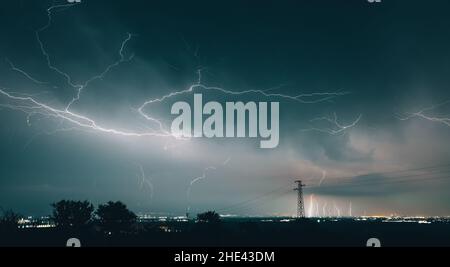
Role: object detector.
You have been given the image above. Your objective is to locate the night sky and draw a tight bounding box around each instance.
[1,0,450,217]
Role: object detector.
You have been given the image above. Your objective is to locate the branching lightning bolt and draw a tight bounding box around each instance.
[186,157,231,214]
[135,163,154,200]
[136,68,349,135]
[33,3,136,110]
[65,32,135,110]
[318,170,327,186]
[186,166,217,200]
[1,3,161,138]
[5,58,48,85]
[35,3,82,89]
[398,101,450,127]
[1,3,352,147]
[302,113,362,135]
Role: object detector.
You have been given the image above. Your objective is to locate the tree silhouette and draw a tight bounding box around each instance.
[0,209,21,232]
[96,201,137,235]
[51,200,94,230]
[197,211,221,223]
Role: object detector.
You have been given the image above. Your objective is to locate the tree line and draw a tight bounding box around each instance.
[1,200,222,235]
[1,200,137,235]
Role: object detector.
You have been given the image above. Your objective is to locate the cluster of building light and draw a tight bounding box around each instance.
[13,214,450,229]
[17,216,55,229]
[137,214,189,223]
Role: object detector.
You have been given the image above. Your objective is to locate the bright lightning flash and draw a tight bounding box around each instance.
[0,3,350,143]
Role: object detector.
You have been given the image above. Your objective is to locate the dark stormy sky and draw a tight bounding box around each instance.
[1,0,450,217]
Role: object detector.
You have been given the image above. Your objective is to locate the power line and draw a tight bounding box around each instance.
[308,171,450,190]
[217,184,293,213]
[219,189,293,214]
[306,163,450,189]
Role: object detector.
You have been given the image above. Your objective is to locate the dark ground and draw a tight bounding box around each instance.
[2,219,450,247]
